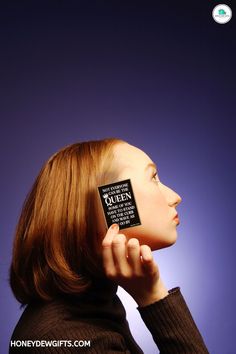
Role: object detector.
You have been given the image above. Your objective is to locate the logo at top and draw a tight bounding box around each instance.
[212,4,232,24]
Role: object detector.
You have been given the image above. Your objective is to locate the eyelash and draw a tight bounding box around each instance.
[152,172,160,183]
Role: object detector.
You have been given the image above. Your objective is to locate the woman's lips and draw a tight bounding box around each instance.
[173,214,180,224]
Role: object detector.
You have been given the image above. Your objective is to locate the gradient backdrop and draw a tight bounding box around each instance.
[1,1,235,353]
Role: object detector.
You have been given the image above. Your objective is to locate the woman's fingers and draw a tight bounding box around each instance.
[102,224,119,277]
[102,224,157,280]
[127,238,142,274]
[102,225,141,278]
[140,245,157,275]
[112,233,129,275]
[102,225,164,306]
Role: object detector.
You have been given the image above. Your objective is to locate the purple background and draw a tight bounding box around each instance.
[1,1,235,353]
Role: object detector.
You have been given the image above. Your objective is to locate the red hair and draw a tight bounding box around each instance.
[10,138,124,305]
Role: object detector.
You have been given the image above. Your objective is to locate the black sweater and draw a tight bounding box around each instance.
[9,279,209,353]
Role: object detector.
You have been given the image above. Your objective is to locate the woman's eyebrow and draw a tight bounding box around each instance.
[145,162,157,171]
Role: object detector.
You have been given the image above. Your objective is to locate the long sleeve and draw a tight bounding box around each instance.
[137,287,209,354]
[9,282,209,354]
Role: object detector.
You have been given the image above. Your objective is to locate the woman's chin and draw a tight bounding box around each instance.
[122,227,178,250]
[150,232,178,251]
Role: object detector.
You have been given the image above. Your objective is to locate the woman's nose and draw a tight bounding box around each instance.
[163,184,182,207]
[171,193,182,207]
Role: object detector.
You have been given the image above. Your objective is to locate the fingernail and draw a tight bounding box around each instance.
[110,223,119,231]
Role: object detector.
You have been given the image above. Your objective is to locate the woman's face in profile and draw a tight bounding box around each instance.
[112,142,182,250]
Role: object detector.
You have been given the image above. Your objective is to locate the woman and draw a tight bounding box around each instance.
[9,138,209,353]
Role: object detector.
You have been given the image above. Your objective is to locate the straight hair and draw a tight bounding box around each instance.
[10,138,124,305]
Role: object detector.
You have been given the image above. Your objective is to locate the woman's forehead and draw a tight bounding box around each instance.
[113,143,152,168]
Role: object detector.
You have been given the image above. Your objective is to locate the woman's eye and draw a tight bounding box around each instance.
[152,172,160,182]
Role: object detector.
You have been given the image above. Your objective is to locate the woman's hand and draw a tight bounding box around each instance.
[102,223,169,307]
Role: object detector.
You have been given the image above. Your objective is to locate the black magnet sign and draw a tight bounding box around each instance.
[98,179,141,230]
